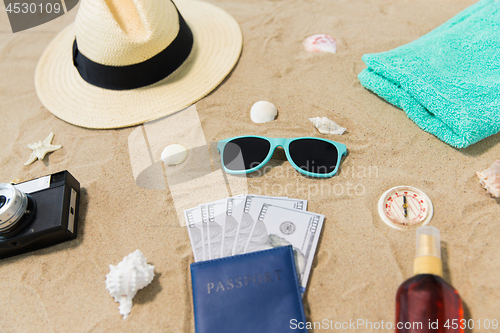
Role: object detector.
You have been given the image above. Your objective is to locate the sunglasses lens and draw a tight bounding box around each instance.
[223,137,271,171]
[288,139,339,174]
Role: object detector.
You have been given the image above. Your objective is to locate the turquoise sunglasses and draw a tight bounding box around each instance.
[217,136,347,178]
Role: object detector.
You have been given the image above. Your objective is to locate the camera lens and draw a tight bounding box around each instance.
[0,184,29,234]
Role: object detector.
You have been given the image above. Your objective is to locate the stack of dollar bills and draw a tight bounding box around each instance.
[184,195,324,291]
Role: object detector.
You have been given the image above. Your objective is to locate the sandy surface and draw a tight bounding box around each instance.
[1,0,499,332]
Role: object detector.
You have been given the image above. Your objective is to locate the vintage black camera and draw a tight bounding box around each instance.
[0,171,80,259]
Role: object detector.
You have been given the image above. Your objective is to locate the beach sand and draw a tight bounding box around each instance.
[0,0,499,332]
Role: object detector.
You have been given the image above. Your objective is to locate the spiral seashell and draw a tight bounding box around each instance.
[105,250,155,319]
[250,101,277,123]
[477,160,500,198]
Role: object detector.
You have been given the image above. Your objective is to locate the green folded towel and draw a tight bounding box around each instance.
[358,0,500,148]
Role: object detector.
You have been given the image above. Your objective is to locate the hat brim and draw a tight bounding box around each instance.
[35,0,242,129]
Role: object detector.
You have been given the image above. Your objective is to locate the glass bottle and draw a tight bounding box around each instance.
[395,226,464,333]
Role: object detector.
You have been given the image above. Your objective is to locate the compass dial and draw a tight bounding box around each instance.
[378,186,433,230]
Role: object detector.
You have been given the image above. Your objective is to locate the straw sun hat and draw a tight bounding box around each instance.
[35,0,242,129]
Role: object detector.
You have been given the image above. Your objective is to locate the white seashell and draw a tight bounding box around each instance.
[250,101,277,123]
[105,250,155,319]
[309,116,346,135]
[303,34,337,54]
[477,160,500,198]
[161,144,188,165]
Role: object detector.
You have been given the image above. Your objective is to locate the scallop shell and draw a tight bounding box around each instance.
[309,116,346,135]
[250,101,277,123]
[161,144,188,165]
[105,250,155,319]
[303,34,337,54]
[477,160,500,198]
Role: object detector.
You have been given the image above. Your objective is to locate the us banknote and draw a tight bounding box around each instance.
[184,206,206,262]
[203,200,226,259]
[249,204,324,291]
[241,195,307,254]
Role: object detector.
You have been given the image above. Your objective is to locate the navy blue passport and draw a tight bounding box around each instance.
[190,246,308,333]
